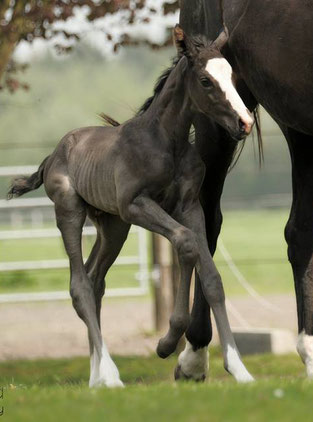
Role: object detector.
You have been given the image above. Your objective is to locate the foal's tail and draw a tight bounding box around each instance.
[98,112,120,127]
[7,155,50,199]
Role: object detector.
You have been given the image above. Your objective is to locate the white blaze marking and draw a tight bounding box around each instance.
[297,330,313,377]
[205,58,254,131]
[89,341,124,388]
[178,341,208,380]
[226,345,254,383]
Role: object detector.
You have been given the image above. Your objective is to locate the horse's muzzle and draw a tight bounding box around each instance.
[234,116,254,140]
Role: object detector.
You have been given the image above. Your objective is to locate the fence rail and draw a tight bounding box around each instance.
[0,288,148,304]
[0,166,150,303]
[0,166,38,177]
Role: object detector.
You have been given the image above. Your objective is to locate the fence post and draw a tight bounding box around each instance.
[151,234,186,354]
[152,234,174,332]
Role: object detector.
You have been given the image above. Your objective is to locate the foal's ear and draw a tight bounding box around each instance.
[179,55,188,72]
[213,27,229,50]
[173,24,186,56]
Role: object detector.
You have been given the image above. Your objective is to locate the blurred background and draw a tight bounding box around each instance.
[0,1,296,361]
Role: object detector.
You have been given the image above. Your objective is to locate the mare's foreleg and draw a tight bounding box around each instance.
[283,127,313,377]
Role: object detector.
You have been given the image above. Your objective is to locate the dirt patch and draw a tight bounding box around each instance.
[0,294,297,361]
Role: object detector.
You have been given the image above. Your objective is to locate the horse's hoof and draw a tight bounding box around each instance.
[174,364,190,381]
[174,364,206,382]
[156,338,175,359]
[89,378,125,389]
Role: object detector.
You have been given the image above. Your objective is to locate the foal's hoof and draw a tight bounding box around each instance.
[156,337,176,359]
[174,365,206,382]
[89,378,125,389]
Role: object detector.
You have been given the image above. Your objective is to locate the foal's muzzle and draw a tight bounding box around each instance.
[234,113,254,141]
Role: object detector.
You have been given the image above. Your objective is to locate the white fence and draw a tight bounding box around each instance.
[0,166,150,303]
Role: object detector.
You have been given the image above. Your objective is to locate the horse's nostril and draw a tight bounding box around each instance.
[239,119,246,132]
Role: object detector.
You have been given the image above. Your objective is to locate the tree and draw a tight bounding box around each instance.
[0,0,179,93]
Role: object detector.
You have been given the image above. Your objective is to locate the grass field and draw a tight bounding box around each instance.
[0,349,311,422]
[0,209,293,297]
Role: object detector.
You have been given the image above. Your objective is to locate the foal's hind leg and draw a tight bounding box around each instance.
[85,211,130,324]
[84,211,130,387]
[52,186,123,388]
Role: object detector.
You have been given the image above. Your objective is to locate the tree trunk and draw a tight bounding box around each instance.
[0,0,30,82]
[0,39,17,82]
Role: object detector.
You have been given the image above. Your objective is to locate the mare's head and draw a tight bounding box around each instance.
[174,25,254,141]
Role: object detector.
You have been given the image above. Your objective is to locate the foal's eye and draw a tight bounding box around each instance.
[200,78,213,88]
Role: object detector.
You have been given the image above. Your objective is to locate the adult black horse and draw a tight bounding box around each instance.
[176,0,313,381]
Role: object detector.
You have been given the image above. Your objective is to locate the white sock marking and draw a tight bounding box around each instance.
[297,330,313,377]
[205,58,253,130]
[89,341,124,388]
[226,345,254,383]
[178,341,208,380]
[89,351,100,387]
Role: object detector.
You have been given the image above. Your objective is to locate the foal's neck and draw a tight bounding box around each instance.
[145,60,193,146]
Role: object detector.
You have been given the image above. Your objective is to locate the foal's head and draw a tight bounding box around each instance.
[174,25,254,141]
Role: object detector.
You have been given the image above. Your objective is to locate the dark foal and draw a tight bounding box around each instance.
[8,27,253,387]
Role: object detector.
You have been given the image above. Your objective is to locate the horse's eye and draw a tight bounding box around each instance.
[200,78,213,88]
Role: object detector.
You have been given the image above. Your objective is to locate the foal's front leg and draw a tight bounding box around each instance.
[120,196,199,357]
[177,201,254,383]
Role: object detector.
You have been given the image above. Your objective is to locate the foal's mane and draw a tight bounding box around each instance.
[99,57,180,127]
[137,57,180,116]
[136,34,212,116]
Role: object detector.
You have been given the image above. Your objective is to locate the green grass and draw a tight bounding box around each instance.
[0,209,293,296]
[0,351,311,422]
